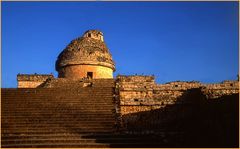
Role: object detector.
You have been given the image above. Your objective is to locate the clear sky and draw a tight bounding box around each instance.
[2,1,239,88]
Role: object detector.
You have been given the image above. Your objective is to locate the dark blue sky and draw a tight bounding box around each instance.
[2,1,239,88]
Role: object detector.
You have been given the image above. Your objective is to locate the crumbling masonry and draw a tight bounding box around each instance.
[3,29,238,147]
[17,29,239,116]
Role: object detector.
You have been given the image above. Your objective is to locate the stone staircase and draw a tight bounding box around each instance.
[2,78,116,148]
[1,79,170,148]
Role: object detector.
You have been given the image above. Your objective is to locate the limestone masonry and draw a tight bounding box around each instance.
[4,29,239,147]
[17,74,54,88]
[116,75,239,115]
[55,30,115,79]
[17,29,239,115]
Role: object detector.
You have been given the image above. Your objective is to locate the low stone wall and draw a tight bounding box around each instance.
[120,105,164,115]
[18,81,47,88]
[17,74,54,88]
[201,80,239,99]
[154,81,201,90]
[117,75,239,142]
[121,92,239,147]
[117,75,239,116]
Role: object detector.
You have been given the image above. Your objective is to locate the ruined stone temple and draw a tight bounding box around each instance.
[17,30,115,88]
[56,30,115,79]
[2,30,239,148]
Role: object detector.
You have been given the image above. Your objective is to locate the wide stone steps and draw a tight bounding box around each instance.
[2,97,114,101]
[2,114,115,118]
[3,100,114,103]
[2,122,115,126]
[2,114,115,117]
[1,143,111,148]
[2,118,115,122]
[2,96,114,100]
[3,108,114,111]
[2,104,115,108]
[2,79,177,148]
[3,103,114,106]
[40,79,116,88]
[1,84,121,148]
[1,92,114,95]
[1,115,115,121]
[2,137,166,144]
[2,94,114,98]
[2,132,178,148]
[2,123,115,127]
[1,133,173,148]
[2,129,116,133]
[2,92,114,95]
[2,130,116,135]
[2,113,115,117]
[1,143,167,148]
[2,119,115,123]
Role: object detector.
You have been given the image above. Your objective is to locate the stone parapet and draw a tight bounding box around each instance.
[17,74,54,81]
[17,74,54,88]
[117,75,155,83]
[117,75,239,116]
[201,80,239,99]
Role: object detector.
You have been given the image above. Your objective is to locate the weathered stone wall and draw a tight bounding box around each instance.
[117,75,156,115]
[117,75,239,116]
[201,80,239,99]
[117,75,239,138]
[17,74,54,88]
[154,81,202,90]
[58,65,113,79]
[18,81,46,88]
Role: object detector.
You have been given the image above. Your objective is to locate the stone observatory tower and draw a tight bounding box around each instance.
[55,30,115,79]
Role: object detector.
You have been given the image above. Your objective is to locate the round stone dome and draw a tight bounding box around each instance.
[55,30,115,79]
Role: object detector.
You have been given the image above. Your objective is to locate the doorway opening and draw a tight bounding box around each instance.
[87,72,93,79]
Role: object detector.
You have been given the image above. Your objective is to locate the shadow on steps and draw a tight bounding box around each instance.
[1,88,239,148]
[82,88,239,148]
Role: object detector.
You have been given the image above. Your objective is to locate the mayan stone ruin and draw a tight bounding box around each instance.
[56,30,115,79]
[2,29,239,148]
